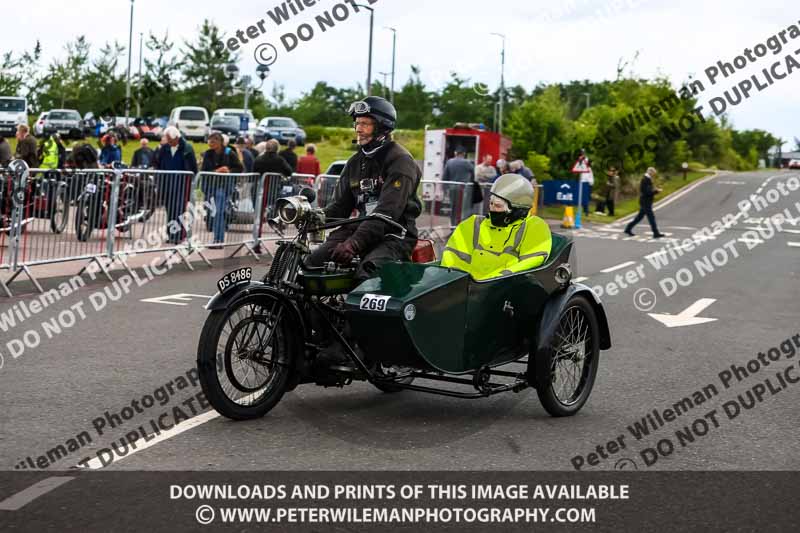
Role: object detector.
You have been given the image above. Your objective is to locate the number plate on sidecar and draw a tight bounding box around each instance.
[216,267,252,294]
[359,294,390,312]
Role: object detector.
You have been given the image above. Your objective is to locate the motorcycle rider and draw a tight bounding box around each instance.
[306,96,422,280]
[441,173,552,280]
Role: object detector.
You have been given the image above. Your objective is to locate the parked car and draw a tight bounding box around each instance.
[33,112,50,136]
[40,109,84,139]
[324,159,348,176]
[0,96,28,136]
[788,159,800,169]
[255,117,306,146]
[212,108,257,138]
[209,115,243,137]
[169,106,210,142]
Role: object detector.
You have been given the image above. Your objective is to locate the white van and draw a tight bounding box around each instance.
[168,106,210,142]
[0,96,28,137]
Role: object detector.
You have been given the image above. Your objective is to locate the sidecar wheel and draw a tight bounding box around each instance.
[535,295,600,417]
[197,295,294,420]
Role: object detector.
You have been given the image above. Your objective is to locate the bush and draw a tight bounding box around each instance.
[304,125,326,143]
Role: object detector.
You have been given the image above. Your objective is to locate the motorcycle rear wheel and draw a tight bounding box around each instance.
[197,294,294,420]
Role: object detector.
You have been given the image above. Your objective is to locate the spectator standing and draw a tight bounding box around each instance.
[53,133,67,169]
[596,167,619,216]
[279,139,298,172]
[495,158,509,178]
[624,166,665,238]
[98,134,122,167]
[14,125,39,168]
[38,134,60,169]
[156,126,198,245]
[443,147,475,226]
[244,136,258,161]
[234,136,254,172]
[201,132,244,248]
[571,149,594,216]
[253,139,294,177]
[131,138,155,168]
[0,136,11,167]
[475,154,498,183]
[296,144,321,176]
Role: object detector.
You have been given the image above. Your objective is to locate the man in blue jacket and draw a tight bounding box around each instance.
[156,126,198,244]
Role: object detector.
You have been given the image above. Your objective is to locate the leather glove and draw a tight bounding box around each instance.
[331,240,358,264]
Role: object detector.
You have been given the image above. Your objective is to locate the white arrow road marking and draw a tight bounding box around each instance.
[600,261,636,273]
[140,293,212,306]
[0,477,74,511]
[648,298,718,328]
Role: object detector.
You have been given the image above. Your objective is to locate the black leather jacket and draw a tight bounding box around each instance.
[324,141,422,251]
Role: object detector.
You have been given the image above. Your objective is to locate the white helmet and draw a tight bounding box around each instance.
[490,173,534,210]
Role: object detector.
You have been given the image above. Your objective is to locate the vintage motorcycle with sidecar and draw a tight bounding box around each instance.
[197,194,611,419]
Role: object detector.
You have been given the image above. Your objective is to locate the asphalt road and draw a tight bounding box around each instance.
[0,169,798,482]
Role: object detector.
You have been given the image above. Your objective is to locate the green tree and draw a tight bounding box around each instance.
[393,65,433,130]
[36,37,91,111]
[432,73,494,128]
[181,20,239,111]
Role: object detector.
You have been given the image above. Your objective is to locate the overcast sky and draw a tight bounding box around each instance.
[4,0,798,147]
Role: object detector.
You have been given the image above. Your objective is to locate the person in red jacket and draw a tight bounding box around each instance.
[296,144,321,176]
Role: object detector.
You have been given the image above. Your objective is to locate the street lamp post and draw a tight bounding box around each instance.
[583,92,591,110]
[136,32,143,117]
[124,0,134,125]
[385,27,397,103]
[355,4,374,96]
[378,72,390,98]
[491,33,506,135]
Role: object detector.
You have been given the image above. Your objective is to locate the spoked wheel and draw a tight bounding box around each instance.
[197,295,294,420]
[535,295,600,417]
[50,184,68,234]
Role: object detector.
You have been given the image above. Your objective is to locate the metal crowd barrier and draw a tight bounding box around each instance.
[188,171,264,262]
[0,161,545,297]
[315,174,339,209]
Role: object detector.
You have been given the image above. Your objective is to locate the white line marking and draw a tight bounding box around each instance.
[666,226,697,231]
[0,477,74,511]
[788,242,800,248]
[79,410,221,469]
[600,261,636,273]
[573,276,589,283]
[783,229,800,234]
[141,293,213,306]
[739,237,764,245]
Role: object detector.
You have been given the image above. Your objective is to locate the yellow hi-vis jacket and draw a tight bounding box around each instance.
[441,215,552,280]
[40,139,59,169]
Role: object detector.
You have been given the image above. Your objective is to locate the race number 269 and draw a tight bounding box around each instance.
[359,294,390,312]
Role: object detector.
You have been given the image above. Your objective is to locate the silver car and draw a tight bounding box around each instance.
[41,109,84,139]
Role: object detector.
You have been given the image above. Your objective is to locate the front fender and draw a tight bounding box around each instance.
[205,282,308,336]
[203,282,310,389]
[534,283,611,353]
[527,282,612,385]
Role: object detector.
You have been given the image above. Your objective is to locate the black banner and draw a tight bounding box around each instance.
[1,471,798,531]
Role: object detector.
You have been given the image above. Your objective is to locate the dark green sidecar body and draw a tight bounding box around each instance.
[338,233,609,374]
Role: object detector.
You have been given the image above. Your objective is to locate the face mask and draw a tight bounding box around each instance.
[489,211,514,227]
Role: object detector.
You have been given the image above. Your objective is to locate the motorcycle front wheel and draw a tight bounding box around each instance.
[197,294,295,420]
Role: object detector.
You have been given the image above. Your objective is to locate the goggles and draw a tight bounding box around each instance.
[348,101,371,115]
